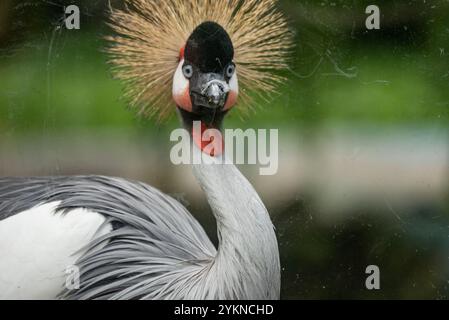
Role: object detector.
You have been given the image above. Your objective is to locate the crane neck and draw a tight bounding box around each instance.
[191,146,280,299]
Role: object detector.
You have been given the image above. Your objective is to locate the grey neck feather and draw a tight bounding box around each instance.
[192,148,280,299]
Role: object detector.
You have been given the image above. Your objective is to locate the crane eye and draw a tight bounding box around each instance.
[226,64,235,78]
[182,64,193,79]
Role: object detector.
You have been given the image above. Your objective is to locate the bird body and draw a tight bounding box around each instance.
[0,0,292,300]
[0,151,279,299]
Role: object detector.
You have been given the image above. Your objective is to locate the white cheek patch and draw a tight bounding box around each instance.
[229,72,239,95]
[173,59,188,96]
[225,72,239,110]
[172,59,192,110]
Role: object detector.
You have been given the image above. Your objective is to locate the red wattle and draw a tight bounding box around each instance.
[179,46,185,60]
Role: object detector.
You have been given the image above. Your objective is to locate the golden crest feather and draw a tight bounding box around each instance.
[106,0,294,120]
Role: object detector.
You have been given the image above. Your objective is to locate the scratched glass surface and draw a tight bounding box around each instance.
[0,0,448,299]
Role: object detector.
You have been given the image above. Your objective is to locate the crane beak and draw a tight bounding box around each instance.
[190,73,230,110]
[201,79,230,107]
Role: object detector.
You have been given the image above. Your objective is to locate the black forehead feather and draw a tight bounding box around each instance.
[184,21,234,73]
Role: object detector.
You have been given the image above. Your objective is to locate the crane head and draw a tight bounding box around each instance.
[173,22,237,134]
[106,0,294,151]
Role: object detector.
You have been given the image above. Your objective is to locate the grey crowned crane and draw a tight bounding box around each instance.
[0,0,293,300]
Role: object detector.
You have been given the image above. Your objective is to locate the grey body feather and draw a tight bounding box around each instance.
[0,155,280,300]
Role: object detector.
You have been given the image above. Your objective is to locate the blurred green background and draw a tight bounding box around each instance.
[1,0,449,299]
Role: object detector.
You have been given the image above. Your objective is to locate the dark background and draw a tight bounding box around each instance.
[1,0,449,299]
